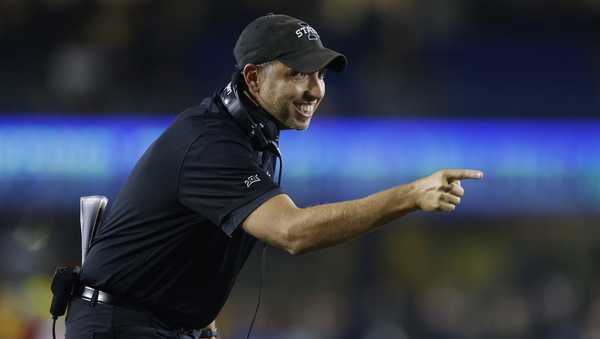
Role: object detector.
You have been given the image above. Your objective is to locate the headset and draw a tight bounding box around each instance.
[218,80,281,159]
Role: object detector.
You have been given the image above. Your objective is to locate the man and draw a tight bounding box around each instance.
[65,13,483,339]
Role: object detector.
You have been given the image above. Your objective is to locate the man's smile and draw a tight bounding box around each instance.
[293,102,317,117]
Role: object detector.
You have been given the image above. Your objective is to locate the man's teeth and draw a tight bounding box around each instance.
[296,104,314,114]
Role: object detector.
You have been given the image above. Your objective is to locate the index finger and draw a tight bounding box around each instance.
[442,169,484,180]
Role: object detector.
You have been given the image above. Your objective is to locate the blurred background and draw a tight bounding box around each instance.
[1,0,599,338]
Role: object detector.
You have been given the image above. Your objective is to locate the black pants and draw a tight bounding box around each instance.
[65,298,207,339]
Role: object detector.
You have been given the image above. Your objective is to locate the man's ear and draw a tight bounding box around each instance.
[242,64,260,94]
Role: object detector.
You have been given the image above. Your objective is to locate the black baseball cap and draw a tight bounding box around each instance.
[234,14,347,73]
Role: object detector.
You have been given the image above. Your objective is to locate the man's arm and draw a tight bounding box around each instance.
[242,169,483,255]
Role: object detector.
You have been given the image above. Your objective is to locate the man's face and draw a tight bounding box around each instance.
[252,60,326,130]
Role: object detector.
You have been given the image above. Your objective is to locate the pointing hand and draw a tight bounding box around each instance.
[412,169,483,212]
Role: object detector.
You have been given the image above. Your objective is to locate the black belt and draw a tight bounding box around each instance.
[78,285,121,305]
[74,286,218,338]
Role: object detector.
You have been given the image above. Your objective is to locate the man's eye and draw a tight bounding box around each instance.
[318,70,327,79]
[290,71,307,79]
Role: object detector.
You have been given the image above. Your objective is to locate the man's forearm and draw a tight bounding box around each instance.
[243,169,481,255]
[286,183,418,254]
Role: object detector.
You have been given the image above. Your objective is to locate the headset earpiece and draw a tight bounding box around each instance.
[218,82,280,157]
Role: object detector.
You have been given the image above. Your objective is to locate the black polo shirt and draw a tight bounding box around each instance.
[80,94,283,329]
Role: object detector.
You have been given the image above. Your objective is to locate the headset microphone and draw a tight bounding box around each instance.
[219,82,281,158]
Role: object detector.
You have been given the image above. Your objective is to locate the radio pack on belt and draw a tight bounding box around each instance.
[50,266,80,318]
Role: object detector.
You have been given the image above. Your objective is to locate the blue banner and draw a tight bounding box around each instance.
[1,116,598,215]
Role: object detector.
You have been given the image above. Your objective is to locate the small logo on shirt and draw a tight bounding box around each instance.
[244,174,261,188]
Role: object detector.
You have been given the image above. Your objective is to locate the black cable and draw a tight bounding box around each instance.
[245,244,268,339]
[245,153,281,339]
[52,316,57,339]
[276,153,283,187]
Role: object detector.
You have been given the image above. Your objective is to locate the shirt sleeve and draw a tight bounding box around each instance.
[178,133,283,237]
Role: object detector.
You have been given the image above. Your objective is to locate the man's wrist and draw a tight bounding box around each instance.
[393,182,421,213]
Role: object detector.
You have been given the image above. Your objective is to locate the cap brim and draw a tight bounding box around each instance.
[278,47,347,73]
